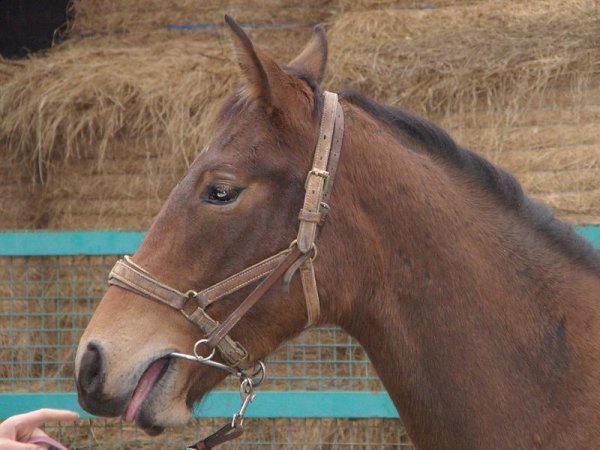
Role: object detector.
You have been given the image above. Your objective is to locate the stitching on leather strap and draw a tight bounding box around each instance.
[200,250,290,304]
[109,265,185,309]
[213,271,277,302]
[122,256,186,298]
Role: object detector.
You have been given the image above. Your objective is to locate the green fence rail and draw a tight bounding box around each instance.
[0,392,398,419]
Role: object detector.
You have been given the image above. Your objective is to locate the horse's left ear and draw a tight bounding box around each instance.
[224,16,327,112]
[224,15,289,111]
[287,25,328,85]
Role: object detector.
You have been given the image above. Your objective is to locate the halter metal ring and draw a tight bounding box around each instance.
[248,360,266,387]
[310,243,318,262]
[193,339,216,361]
[185,290,198,298]
[288,239,318,261]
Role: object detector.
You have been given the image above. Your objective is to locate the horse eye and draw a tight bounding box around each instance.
[203,184,242,205]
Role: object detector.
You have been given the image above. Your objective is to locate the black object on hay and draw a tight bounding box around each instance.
[0,0,70,58]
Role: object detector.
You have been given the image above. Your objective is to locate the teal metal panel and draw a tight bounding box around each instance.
[196,391,399,419]
[0,231,144,256]
[0,226,597,256]
[0,391,399,419]
[578,225,600,248]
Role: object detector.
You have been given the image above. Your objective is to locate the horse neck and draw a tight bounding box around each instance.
[318,103,600,449]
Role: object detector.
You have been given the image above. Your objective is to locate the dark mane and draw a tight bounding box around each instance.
[338,90,600,270]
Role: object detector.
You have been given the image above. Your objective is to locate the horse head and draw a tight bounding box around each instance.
[75,17,344,435]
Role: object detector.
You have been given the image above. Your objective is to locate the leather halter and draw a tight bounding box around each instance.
[107,91,344,371]
[107,91,343,449]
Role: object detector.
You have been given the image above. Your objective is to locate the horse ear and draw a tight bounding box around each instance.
[287,25,328,85]
[224,15,287,110]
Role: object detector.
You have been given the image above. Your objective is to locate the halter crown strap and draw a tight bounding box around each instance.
[295,91,344,328]
[297,91,339,252]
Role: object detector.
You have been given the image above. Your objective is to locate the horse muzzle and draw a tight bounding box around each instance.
[76,341,130,417]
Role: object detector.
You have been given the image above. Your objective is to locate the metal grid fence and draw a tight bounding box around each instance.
[0,255,382,393]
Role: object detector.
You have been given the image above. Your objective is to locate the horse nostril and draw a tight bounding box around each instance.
[77,342,105,399]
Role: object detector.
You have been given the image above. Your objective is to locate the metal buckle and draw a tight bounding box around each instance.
[304,168,329,190]
[179,290,200,319]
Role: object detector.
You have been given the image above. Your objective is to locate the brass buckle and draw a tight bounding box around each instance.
[304,168,329,191]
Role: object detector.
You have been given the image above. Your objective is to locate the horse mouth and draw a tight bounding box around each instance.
[123,357,171,425]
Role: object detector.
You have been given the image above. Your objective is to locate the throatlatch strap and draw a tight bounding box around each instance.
[300,260,320,327]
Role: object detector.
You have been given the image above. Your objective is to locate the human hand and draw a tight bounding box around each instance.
[0,409,79,450]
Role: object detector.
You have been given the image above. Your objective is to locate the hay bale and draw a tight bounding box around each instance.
[0,25,314,228]
[68,0,484,37]
[0,25,313,174]
[332,0,480,13]
[1,0,598,227]
[0,149,48,229]
[0,30,231,227]
[0,31,233,173]
[327,0,600,115]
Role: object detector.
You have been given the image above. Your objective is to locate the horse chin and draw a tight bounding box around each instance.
[135,395,191,435]
[134,360,227,435]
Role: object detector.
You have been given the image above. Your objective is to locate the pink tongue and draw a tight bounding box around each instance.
[124,358,168,423]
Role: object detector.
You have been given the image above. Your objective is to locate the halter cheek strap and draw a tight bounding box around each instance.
[296,91,345,327]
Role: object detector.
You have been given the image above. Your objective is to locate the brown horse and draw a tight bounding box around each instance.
[75,17,600,449]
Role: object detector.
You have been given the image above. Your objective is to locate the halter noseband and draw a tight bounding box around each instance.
[106,91,344,449]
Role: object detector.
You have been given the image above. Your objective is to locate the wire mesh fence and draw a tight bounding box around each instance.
[0,254,383,393]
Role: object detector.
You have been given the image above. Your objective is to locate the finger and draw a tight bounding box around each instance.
[15,409,79,429]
